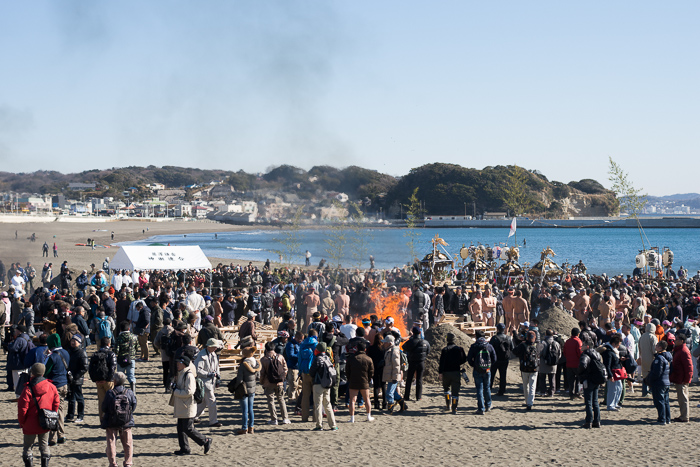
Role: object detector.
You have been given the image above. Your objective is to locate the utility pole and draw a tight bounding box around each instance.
[473,201,476,218]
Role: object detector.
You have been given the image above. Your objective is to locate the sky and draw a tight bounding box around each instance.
[0,1,698,196]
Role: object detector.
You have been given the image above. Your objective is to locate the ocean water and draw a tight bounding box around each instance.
[120,227,700,276]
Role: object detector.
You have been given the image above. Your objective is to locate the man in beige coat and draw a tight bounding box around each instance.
[170,356,212,456]
[195,339,222,427]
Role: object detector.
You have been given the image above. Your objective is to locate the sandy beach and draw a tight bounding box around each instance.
[0,356,696,467]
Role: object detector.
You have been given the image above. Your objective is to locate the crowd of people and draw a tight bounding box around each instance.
[3,257,700,465]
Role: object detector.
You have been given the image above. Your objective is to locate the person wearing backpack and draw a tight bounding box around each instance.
[169,356,212,455]
[44,333,70,446]
[101,372,137,467]
[309,342,338,431]
[298,330,319,423]
[18,363,59,467]
[489,323,514,396]
[467,330,497,415]
[538,329,562,397]
[576,338,606,428]
[513,330,542,411]
[194,338,222,428]
[115,321,139,393]
[260,341,290,425]
[89,337,118,422]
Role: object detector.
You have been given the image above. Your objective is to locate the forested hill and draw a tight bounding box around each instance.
[0,163,618,218]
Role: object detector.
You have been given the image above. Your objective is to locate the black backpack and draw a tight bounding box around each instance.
[110,386,132,427]
[267,355,285,384]
[477,347,492,371]
[523,344,540,371]
[544,341,559,366]
[587,355,607,385]
[89,350,111,382]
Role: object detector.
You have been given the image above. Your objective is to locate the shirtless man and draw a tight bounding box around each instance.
[615,290,631,323]
[482,288,497,327]
[597,289,615,325]
[469,291,484,324]
[334,287,350,319]
[502,288,516,333]
[512,289,530,327]
[561,293,575,315]
[572,289,590,323]
[303,286,320,331]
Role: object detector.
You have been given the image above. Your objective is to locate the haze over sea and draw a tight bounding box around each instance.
[121,227,700,276]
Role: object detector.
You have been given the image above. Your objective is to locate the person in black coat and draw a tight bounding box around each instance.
[402,327,431,401]
[489,323,514,396]
[101,372,137,467]
[66,334,89,423]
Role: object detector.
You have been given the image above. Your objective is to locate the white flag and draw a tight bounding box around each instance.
[508,217,517,238]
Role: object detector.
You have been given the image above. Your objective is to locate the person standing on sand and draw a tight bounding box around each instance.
[577,339,604,428]
[309,342,338,431]
[89,337,118,422]
[439,333,467,415]
[513,331,541,411]
[170,356,212,455]
[648,341,672,425]
[305,250,311,267]
[194,338,222,428]
[489,323,514,396]
[18,363,59,467]
[564,328,583,400]
[52,243,58,258]
[467,330,497,415]
[669,334,692,423]
[502,287,515,333]
[101,372,137,467]
[260,341,290,426]
[402,326,430,401]
[42,242,49,257]
[512,290,530,327]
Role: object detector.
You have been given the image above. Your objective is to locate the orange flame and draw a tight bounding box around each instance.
[359,287,411,336]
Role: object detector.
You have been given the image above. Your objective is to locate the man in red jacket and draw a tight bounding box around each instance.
[563,328,583,400]
[670,335,693,422]
[18,362,60,467]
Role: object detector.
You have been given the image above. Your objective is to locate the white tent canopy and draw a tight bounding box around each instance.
[109,245,212,271]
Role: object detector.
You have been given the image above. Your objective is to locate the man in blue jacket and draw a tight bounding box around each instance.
[285,331,302,410]
[45,333,70,445]
[466,331,497,414]
[648,340,672,425]
[297,330,319,423]
[8,325,34,395]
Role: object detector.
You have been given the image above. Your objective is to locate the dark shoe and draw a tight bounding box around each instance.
[655,420,666,425]
[496,392,505,397]
[476,409,484,415]
[57,437,65,444]
[203,438,212,454]
[235,429,247,435]
[592,421,600,428]
[64,416,74,422]
[48,441,56,447]
[23,454,33,467]
[526,405,532,411]
[673,417,689,423]
[398,399,407,413]
[208,422,222,428]
[387,402,397,414]
[247,427,254,434]
[581,423,591,429]
[451,398,458,415]
[173,450,191,456]
[40,455,49,467]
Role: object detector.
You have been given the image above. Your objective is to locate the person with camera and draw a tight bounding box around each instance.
[18,362,59,467]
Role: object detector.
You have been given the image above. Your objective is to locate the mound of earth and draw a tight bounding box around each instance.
[537,306,579,336]
[423,324,474,384]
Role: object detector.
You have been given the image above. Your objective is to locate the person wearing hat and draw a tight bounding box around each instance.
[18,362,59,467]
[197,314,224,348]
[271,330,288,355]
[66,334,89,424]
[489,323,514,397]
[170,355,212,455]
[45,332,70,445]
[402,326,430,401]
[194,338,222,427]
[309,342,338,431]
[307,311,325,337]
[438,333,467,414]
[260,341,290,425]
[238,311,257,346]
[382,334,406,414]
